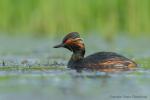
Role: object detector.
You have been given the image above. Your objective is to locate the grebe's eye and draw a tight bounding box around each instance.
[63,39,67,43]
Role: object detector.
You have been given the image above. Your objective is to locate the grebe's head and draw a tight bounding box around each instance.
[53,32,85,52]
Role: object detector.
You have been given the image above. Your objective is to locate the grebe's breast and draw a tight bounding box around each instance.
[83,52,137,72]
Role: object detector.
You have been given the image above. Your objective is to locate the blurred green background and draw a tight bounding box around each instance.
[0,0,150,37]
[0,1,150,100]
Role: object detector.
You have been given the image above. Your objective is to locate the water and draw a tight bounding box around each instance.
[0,69,149,100]
[0,35,150,100]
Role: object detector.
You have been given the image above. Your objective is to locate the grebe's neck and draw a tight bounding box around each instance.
[71,49,85,61]
[68,49,85,68]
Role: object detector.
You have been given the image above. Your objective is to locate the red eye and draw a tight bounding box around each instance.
[64,40,67,43]
[63,39,67,43]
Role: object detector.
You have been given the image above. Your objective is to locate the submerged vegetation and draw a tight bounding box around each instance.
[0,0,150,37]
[0,66,65,71]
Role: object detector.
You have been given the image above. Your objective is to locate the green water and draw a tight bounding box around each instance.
[0,35,150,100]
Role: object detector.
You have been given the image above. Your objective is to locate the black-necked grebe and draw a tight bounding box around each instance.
[54,32,137,72]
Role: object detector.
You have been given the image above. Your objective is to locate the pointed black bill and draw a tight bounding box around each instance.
[53,43,64,48]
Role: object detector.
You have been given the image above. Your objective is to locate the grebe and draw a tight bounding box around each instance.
[54,32,137,72]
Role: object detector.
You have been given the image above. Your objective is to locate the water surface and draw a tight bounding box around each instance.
[0,35,149,100]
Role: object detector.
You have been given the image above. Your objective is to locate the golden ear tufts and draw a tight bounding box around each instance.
[73,38,83,42]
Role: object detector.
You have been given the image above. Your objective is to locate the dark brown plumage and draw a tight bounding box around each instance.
[54,32,137,72]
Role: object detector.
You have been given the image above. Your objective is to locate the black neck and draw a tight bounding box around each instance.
[71,49,85,61]
[68,49,85,68]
